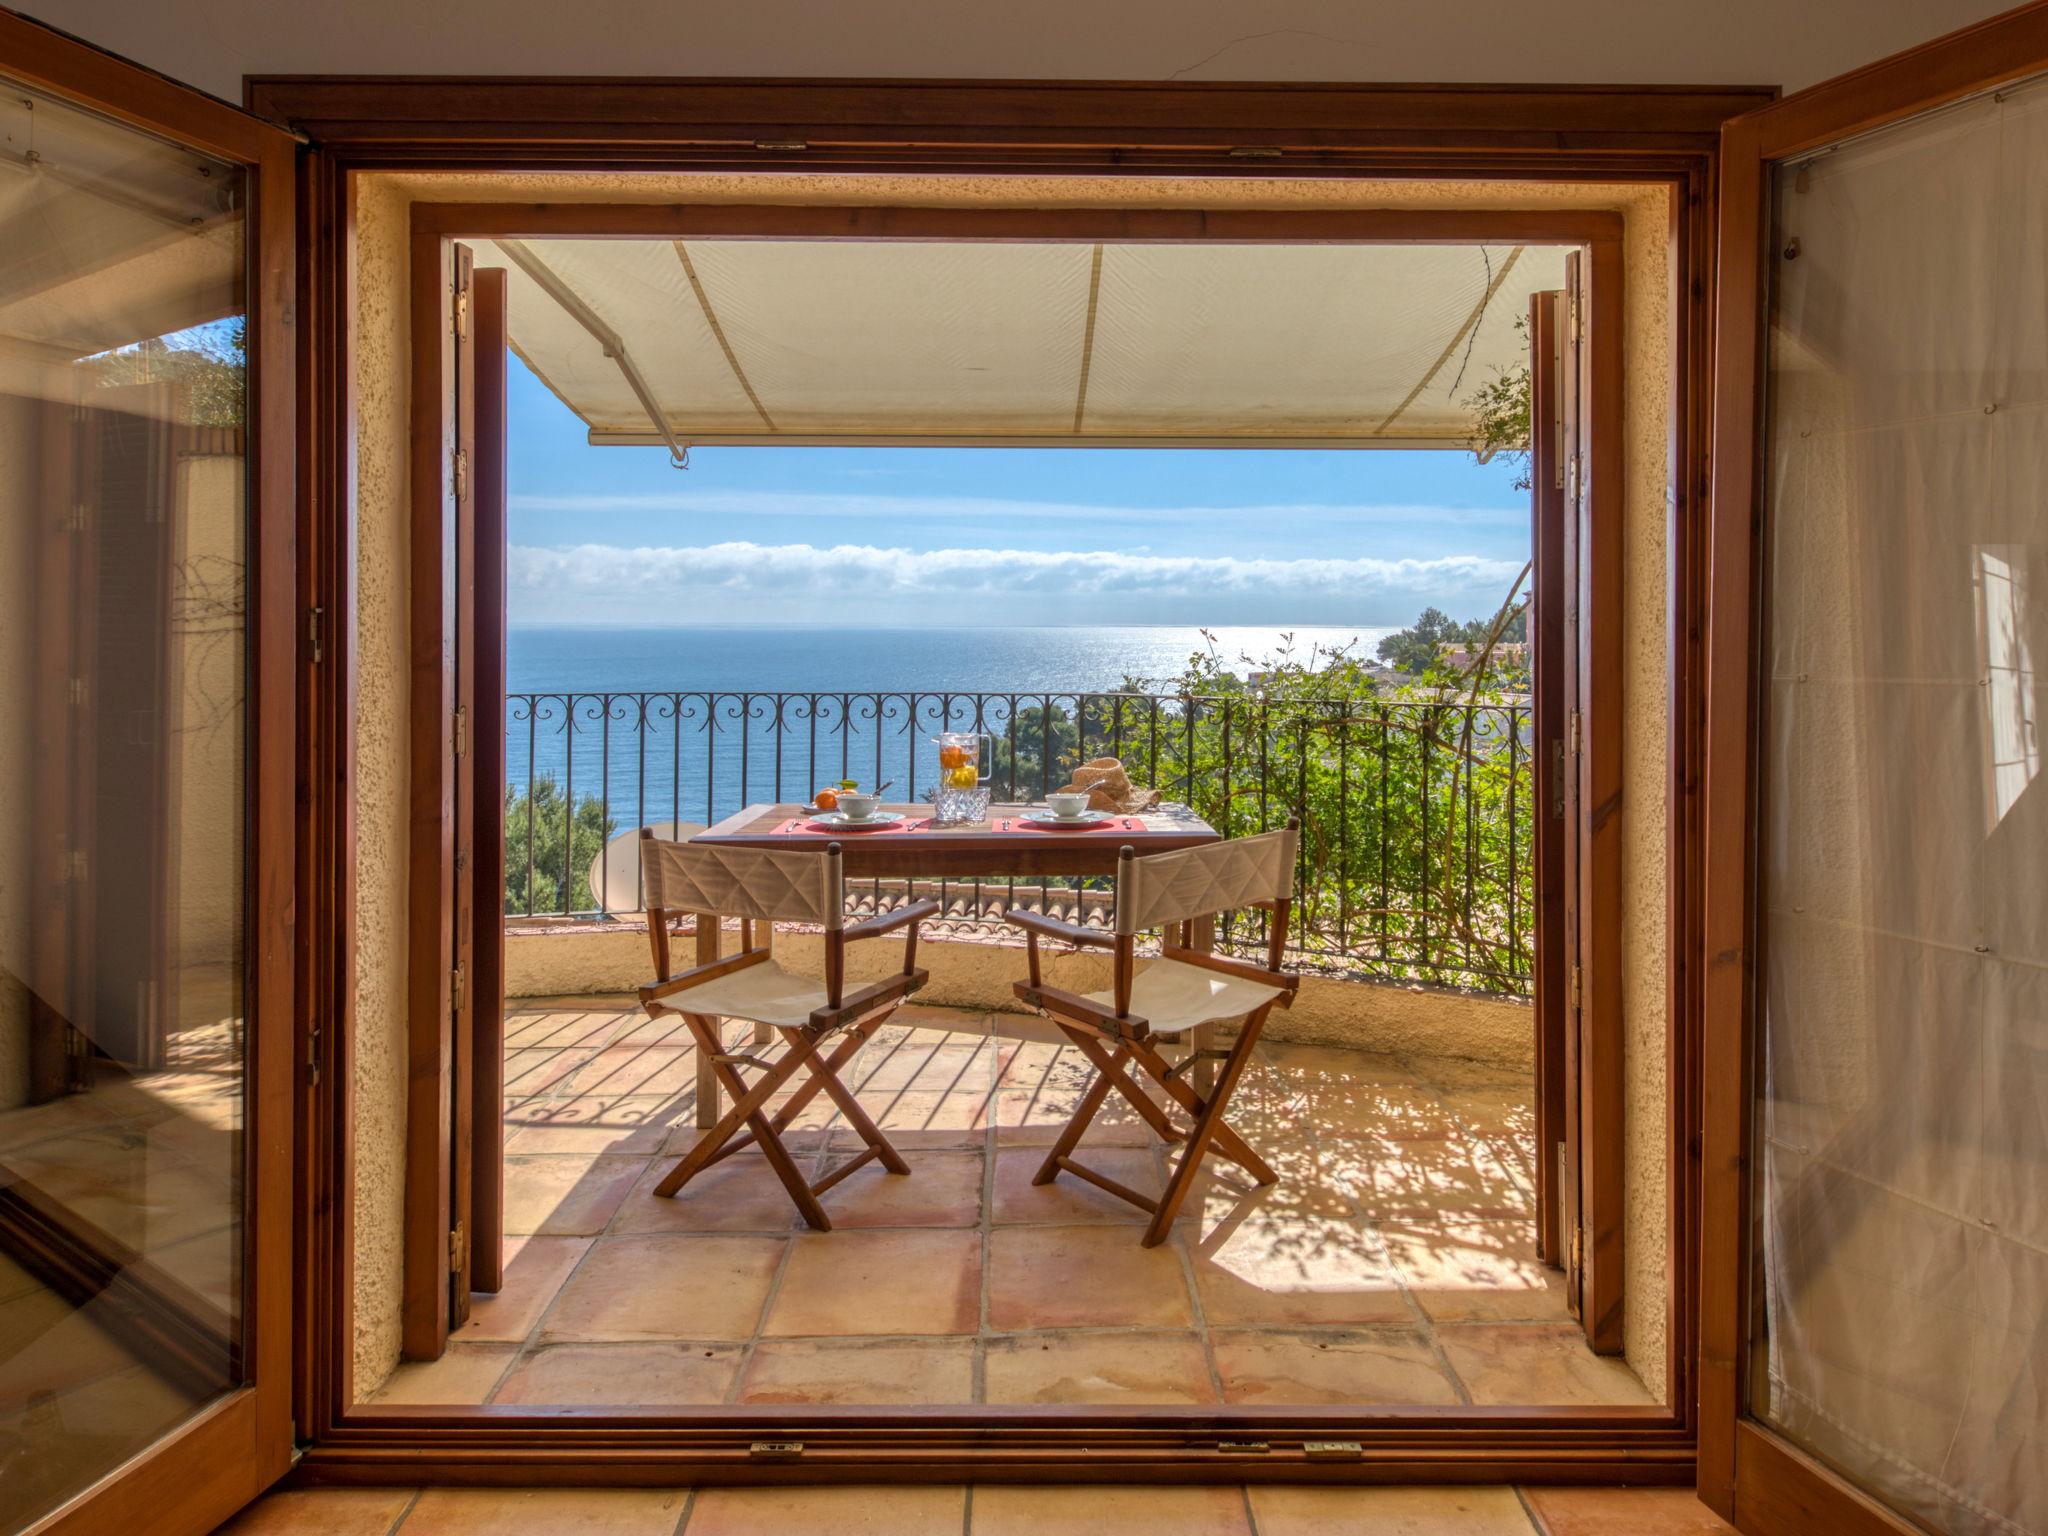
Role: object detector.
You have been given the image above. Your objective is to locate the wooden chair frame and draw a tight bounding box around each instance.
[637,829,939,1230]
[1008,824,1301,1247]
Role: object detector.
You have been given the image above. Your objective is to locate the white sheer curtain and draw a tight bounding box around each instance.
[1759,72,2048,1536]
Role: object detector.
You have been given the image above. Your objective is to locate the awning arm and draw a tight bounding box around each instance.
[495,237,691,468]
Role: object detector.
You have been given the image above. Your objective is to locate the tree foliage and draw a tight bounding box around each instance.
[505,775,616,915]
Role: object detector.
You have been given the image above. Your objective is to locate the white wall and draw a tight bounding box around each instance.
[16,0,2019,103]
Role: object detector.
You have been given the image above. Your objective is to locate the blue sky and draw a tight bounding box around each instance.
[506,354,1531,630]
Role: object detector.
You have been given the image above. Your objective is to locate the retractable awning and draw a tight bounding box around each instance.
[469,236,1565,452]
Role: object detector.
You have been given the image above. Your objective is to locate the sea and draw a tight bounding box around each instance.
[507,624,1393,698]
[503,624,1395,834]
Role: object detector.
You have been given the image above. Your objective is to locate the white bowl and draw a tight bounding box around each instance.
[1046,792,1092,820]
[836,793,881,821]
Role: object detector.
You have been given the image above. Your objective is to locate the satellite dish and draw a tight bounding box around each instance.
[586,821,705,916]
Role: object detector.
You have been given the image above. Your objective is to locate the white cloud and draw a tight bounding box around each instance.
[508,540,1523,627]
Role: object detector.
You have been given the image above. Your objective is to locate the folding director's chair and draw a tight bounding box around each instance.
[638,830,938,1230]
[1005,820,1301,1248]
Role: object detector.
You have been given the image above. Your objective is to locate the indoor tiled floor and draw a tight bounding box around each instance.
[367,999,1650,1410]
[214,1482,1739,1535]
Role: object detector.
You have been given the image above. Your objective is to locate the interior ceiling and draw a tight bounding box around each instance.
[472,236,1567,451]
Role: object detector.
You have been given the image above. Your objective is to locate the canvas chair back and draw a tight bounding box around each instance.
[1113,824,1298,936]
[640,837,845,930]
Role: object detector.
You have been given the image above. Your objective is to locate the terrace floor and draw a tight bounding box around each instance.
[370,999,1652,1411]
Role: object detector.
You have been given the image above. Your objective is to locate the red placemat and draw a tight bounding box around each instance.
[770,815,934,836]
[1003,814,1149,833]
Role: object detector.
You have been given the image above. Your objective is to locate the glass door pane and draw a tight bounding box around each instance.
[1755,71,2048,1536]
[0,80,250,1532]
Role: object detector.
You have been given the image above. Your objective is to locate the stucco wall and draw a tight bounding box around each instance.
[348,168,1674,1402]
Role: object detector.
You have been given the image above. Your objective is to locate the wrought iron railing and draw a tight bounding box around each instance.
[504,688,1534,994]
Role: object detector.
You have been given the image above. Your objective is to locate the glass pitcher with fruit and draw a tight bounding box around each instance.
[930,731,992,825]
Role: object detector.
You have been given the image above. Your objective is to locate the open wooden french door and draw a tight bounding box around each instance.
[1530,246,1625,1358]
[0,11,298,1536]
[403,241,506,1355]
[1702,4,2048,1532]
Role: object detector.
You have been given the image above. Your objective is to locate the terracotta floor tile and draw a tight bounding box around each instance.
[1435,1324,1654,1406]
[489,1342,741,1405]
[985,1087,1159,1146]
[500,1154,645,1236]
[736,1337,974,1404]
[1380,1218,1571,1323]
[764,1229,981,1336]
[399,1487,688,1536]
[851,1036,995,1093]
[816,1150,984,1227]
[1262,1042,1422,1087]
[836,1088,989,1148]
[502,1046,595,1097]
[983,1331,1217,1405]
[502,1095,682,1155]
[1249,1485,1537,1534]
[991,1146,1161,1224]
[455,1235,593,1342]
[566,1044,699,1098]
[609,1152,805,1234]
[1321,1137,1533,1220]
[1311,1083,1462,1140]
[365,1344,515,1405]
[1416,1057,1533,1091]
[1209,1329,1460,1406]
[1520,1487,1737,1535]
[1438,1087,1538,1139]
[524,1010,633,1050]
[987,1226,1193,1331]
[972,1484,1251,1535]
[1186,1216,1410,1328]
[211,1488,419,1536]
[540,1234,784,1343]
[684,1486,964,1536]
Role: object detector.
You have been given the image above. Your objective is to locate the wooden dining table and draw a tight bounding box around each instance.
[680,801,1224,1124]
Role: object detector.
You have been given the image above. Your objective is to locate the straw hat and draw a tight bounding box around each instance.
[1057,757,1161,815]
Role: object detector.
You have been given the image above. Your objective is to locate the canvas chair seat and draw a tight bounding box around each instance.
[676,958,835,1029]
[1083,957,1285,1036]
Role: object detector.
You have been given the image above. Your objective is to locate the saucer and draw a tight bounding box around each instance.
[1020,809,1113,828]
[808,809,906,831]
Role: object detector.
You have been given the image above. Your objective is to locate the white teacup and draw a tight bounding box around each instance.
[837,792,881,821]
[1046,792,1092,820]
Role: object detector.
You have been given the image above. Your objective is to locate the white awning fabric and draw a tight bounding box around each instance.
[471,236,1566,451]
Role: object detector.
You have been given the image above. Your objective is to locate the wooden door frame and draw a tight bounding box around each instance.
[260,73,1762,1484]
[0,10,300,1536]
[1698,4,2048,1530]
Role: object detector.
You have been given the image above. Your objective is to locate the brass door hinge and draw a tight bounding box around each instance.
[1567,710,1583,756]
[447,1219,466,1274]
[453,287,470,340]
[450,963,467,1014]
[452,447,469,502]
[453,705,469,759]
[1568,964,1583,1012]
[307,604,324,664]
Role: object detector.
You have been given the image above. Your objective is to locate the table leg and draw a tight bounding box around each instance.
[693,911,721,1129]
[1190,913,1218,1096]
[749,919,772,1048]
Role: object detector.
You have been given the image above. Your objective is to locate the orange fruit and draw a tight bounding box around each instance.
[939,745,966,769]
[814,787,838,810]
